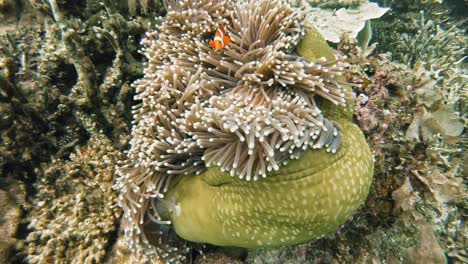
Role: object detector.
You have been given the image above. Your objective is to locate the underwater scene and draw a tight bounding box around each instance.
[0,0,466,263]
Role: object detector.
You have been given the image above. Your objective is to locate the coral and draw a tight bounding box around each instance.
[127,0,164,15]
[373,1,466,121]
[338,28,465,263]
[402,222,447,264]
[391,177,420,225]
[193,252,243,264]
[305,0,367,8]
[0,178,25,263]
[369,14,466,264]
[0,0,24,32]
[26,135,122,264]
[0,0,163,263]
[301,1,389,44]
[245,244,311,263]
[398,13,466,110]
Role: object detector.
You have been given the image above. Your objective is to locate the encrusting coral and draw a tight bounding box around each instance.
[114,0,374,261]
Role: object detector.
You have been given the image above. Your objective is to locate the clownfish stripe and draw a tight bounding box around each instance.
[209,24,231,50]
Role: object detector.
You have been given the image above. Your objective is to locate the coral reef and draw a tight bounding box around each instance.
[0,0,465,263]
[26,134,122,263]
[343,33,465,263]
[374,0,466,115]
[0,0,164,263]
[244,30,465,262]
[306,0,367,8]
[402,222,447,264]
[368,6,466,262]
[127,0,164,15]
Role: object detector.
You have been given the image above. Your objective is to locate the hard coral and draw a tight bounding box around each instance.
[338,27,466,263]
[26,136,122,264]
[301,0,389,44]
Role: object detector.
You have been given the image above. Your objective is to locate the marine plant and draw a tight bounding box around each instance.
[114,0,374,262]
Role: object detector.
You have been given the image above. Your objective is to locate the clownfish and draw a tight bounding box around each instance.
[209,24,231,50]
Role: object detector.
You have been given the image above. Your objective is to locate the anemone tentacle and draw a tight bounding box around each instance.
[114,0,372,261]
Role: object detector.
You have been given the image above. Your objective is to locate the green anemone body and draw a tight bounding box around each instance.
[165,120,373,248]
[162,28,374,248]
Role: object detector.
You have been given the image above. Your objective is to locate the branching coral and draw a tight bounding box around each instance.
[399,12,466,107]
[115,0,370,261]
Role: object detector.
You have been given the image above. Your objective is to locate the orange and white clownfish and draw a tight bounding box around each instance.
[209,24,231,50]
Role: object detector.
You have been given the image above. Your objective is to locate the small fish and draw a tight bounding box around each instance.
[209,24,231,50]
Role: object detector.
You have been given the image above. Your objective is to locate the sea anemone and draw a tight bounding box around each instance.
[114,0,371,261]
